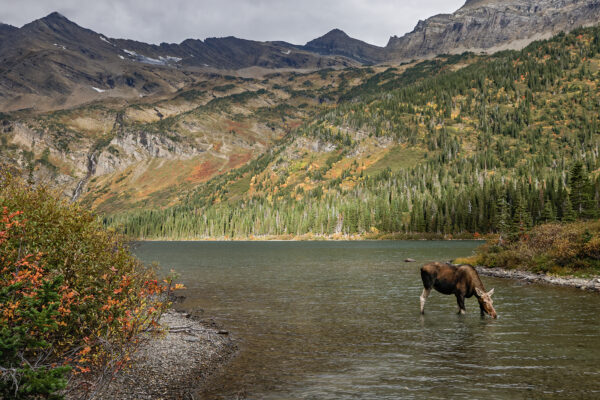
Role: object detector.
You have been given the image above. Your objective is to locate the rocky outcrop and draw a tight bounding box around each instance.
[94,131,205,176]
[385,0,600,61]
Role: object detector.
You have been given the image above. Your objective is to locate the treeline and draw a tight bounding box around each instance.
[105,158,599,239]
[105,26,600,239]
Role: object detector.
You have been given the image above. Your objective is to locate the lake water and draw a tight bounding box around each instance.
[132,241,600,399]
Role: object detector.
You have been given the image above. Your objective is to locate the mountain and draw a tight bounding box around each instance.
[302,29,387,64]
[0,13,356,112]
[278,0,600,65]
[385,0,600,61]
[0,12,195,111]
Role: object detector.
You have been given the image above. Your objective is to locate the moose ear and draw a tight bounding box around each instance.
[475,287,484,297]
[487,288,495,297]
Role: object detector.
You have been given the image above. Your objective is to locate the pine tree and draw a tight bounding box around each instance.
[541,201,556,222]
[494,196,511,235]
[561,195,576,222]
[511,195,532,240]
[568,162,596,219]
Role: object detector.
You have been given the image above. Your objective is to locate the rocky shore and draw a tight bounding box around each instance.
[476,266,600,293]
[98,310,236,399]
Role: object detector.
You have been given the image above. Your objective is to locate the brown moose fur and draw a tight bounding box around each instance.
[420,262,497,318]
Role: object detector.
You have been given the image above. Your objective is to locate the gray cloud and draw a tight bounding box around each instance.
[0,0,465,46]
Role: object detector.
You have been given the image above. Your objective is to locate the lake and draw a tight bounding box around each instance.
[132,241,600,399]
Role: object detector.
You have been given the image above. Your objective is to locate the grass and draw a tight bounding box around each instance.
[365,146,425,176]
[227,175,252,198]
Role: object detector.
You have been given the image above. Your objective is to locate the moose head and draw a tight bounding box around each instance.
[475,287,497,318]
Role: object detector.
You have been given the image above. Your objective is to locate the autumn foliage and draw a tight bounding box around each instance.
[475,219,600,275]
[0,173,176,399]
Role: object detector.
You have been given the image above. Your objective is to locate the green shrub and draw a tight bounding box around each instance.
[0,173,176,399]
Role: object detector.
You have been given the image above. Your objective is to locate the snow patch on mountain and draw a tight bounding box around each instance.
[99,35,114,46]
[122,50,181,65]
[162,56,182,62]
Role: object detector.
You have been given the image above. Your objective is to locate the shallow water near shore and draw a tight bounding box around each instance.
[133,241,600,399]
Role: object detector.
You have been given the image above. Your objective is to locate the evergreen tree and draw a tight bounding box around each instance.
[541,200,556,222]
[511,195,532,240]
[561,195,577,222]
[568,162,595,219]
[494,195,511,235]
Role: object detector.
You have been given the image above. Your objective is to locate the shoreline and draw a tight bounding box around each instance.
[476,266,600,292]
[131,236,487,242]
[96,309,237,399]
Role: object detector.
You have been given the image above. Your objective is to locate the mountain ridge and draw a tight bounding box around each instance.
[0,12,355,112]
[3,1,600,111]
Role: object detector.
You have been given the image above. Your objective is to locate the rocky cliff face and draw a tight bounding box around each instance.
[385,0,600,61]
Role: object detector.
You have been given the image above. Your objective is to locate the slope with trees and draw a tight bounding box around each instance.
[105,27,600,240]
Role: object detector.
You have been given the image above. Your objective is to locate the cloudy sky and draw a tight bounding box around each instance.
[0,0,466,46]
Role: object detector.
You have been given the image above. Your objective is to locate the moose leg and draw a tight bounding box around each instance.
[420,288,431,314]
[456,295,466,315]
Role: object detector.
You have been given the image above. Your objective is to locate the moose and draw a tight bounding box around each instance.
[420,262,497,318]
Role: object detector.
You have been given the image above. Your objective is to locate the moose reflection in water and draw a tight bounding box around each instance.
[420,262,497,318]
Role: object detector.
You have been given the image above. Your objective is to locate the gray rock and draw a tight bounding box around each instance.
[386,0,600,62]
[79,310,237,400]
[476,266,600,293]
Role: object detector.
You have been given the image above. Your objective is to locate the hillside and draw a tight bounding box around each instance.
[104,26,600,239]
[1,65,398,211]
[1,12,600,240]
